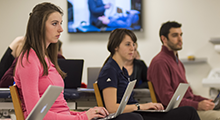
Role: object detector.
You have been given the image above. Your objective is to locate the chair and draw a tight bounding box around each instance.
[147,81,157,103]
[9,85,25,120]
[93,82,104,107]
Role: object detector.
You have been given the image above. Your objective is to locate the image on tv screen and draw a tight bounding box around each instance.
[67,0,142,33]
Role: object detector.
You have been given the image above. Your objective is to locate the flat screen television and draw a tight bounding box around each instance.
[67,0,143,33]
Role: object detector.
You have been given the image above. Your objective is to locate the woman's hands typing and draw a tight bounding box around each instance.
[140,102,164,110]
[86,107,109,120]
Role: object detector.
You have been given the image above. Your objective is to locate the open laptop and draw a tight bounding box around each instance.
[87,67,101,89]
[135,83,189,112]
[213,91,220,110]
[26,85,63,120]
[95,80,137,120]
[58,59,84,89]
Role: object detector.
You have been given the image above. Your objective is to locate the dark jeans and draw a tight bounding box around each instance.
[135,106,200,120]
[113,112,143,120]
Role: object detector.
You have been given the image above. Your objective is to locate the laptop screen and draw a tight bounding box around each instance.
[58,59,84,89]
[87,67,101,89]
[26,85,63,120]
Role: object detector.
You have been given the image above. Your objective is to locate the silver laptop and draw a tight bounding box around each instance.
[96,80,137,120]
[26,85,63,120]
[87,67,101,89]
[213,91,220,110]
[135,83,189,112]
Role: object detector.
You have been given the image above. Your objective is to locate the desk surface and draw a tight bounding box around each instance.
[0,88,151,109]
[0,88,151,100]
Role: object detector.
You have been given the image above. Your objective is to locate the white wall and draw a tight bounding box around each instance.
[1,0,220,98]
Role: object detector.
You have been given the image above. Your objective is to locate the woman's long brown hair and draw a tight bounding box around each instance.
[20,2,66,78]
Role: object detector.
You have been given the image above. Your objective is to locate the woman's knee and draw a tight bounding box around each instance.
[180,106,197,114]
[115,113,143,120]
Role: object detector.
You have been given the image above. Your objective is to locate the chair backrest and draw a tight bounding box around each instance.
[148,81,157,103]
[9,85,25,120]
[93,82,104,107]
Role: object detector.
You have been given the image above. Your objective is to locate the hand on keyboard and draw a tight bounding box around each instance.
[140,102,164,110]
[86,107,109,120]
[92,113,116,120]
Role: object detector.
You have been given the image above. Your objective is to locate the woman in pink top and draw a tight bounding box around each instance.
[14,2,143,120]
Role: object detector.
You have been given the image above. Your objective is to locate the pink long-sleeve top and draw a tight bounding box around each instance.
[14,48,88,120]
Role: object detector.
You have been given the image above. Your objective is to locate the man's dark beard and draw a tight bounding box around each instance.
[167,39,182,51]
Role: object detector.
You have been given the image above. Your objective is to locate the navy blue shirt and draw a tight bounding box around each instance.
[98,57,137,105]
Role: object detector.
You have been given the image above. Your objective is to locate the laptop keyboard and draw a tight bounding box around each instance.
[95,113,116,120]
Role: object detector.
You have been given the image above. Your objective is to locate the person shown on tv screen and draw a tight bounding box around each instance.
[88,0,140,30]
[88,0,111,28]
[97,9,140,29]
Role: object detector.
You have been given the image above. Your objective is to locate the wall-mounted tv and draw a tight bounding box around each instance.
[67,0,143,33]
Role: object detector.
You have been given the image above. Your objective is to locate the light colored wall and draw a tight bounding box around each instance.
[1,0,220,98]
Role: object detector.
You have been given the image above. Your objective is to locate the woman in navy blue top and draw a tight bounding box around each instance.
[97,28,200,120]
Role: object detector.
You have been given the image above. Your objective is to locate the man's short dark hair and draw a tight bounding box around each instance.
[159,21,182,43]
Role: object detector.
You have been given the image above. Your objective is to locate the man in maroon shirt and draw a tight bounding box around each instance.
[147,21,220,120]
